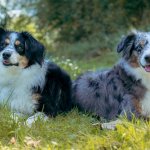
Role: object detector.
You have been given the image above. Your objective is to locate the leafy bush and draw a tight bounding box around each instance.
[36,0,150,43]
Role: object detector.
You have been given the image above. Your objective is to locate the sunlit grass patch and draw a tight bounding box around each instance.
[0,107,150,149]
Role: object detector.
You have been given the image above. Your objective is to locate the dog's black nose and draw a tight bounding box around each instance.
[145,55,150,63]
[2,52,11,60]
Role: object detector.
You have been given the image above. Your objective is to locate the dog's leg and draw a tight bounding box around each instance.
[101,119,122,130]
[26,112,48,127]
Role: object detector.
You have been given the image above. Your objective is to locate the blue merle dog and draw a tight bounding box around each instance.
[73,31,150,129]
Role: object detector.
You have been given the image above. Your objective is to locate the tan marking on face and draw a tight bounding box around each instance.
[32,93,42,101]
[140,40,146,48]
[15,40,21,46]
[129,52,140,68]
[5,38,10,44]
[18,56,29,68]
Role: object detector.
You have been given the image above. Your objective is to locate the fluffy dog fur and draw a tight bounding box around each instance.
[0,28,72,125]
[73,31,150,127]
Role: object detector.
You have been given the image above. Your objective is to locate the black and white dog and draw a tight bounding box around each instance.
[73,31,150,129]
[0,28,72,125]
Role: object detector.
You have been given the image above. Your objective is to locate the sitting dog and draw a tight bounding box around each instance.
[73,31,150,129]
[0,28,72,125]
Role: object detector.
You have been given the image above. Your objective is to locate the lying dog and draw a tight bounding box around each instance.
[0,28,72,125]
[73,31,150,129]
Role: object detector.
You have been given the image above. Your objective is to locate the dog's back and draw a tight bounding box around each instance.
[73,66,122,120]
[73,62,146,120]
[73,31,150,120]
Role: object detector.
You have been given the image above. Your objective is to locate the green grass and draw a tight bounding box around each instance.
[49,37,119,73]
[1,107,150,149]
[51,48,119,79]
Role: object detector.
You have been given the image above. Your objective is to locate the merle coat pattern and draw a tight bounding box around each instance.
[73,31,150,121]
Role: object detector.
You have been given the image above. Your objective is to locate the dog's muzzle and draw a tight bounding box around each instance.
[2,51,18,66]
[3,51,11,59]
[142,55,150,72]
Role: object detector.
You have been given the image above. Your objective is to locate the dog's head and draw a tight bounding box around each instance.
[0,28,45,68]
[117,31,150,72]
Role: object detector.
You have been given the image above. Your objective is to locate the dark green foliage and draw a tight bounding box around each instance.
[124,0,146,25]
[36,0,124,42]
[36,0,150,43]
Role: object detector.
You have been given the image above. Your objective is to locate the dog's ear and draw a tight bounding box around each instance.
[21,32,45,65]
[0,27,6,36]
[117,33,136,59]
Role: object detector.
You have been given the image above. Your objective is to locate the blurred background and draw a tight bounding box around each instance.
[0,0,149,78]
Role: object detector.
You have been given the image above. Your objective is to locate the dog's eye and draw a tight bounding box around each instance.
[136,45,142,54]
[17,46,24,53]
[137,48,141,54]
[5,42,9,46]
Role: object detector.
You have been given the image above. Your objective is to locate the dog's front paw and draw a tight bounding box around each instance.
[26,112,48,127]
[100,120,122,130]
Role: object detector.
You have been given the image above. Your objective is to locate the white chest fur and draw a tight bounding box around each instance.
[0,63,47,115]
[140,92,150,117]
[125,63,150,117]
